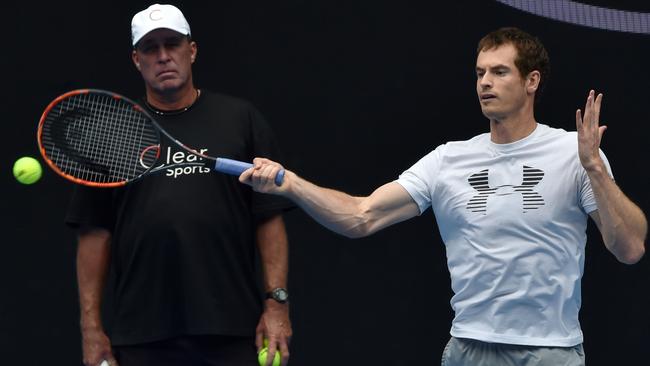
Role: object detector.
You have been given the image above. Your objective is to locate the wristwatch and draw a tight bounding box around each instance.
[265,288,289,304]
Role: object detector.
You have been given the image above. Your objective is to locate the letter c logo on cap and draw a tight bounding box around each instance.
[149,9,162,21]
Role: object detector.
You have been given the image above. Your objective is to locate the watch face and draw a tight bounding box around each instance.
[273,288,288,302]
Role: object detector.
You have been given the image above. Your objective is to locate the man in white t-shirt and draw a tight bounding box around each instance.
[240,27,646,365]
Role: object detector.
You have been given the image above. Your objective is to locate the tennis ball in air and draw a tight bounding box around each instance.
[13,156,42,184]
[258,347,281,366]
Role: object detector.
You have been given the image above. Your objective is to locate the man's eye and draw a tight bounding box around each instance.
[140,45,156,53]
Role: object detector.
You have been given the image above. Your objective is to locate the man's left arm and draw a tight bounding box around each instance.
[578,90,647,264]
[256,213,292,366]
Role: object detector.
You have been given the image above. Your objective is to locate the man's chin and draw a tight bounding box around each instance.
[153,81,184,95]
[481,109,496,120]
[480,108,506,121]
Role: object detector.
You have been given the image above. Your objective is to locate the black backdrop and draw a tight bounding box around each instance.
[2,1,649,365]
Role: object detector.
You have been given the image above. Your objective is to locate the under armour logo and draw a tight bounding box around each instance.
[466,166,545,214]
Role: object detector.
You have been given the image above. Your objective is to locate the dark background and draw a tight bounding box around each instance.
[2,1,648,365]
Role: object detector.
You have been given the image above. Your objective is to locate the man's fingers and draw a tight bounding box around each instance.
[252,165,267,182]
[265,339,291,366]
[279,339,291,366]
[245,158,287,191]
[599,125,607,140]
[266,338,278,366]
[240,163,278,185]
[253,157,269,167]
[578,90,604,131]
[238,166,255,185]
[593,92,603,126]
[261,164,277,179]
[584,93,593,121]
[255,331,264,352]
[253,157,278,167]
[253,165,280,185]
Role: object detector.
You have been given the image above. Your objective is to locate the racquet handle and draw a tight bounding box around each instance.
[214,158,285,186]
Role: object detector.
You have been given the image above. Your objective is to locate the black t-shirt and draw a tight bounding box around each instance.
[65,90,292,345]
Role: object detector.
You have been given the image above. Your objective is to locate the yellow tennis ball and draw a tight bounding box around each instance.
[13,156,42,184]
[258,347,281,366]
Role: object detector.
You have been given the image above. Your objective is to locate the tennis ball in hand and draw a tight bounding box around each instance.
[258,347,281,366]
[13,156,42,184]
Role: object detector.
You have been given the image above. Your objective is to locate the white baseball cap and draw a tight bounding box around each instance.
[131,4,191,46]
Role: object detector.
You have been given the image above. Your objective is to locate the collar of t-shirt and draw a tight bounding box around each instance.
[488,122,543,154]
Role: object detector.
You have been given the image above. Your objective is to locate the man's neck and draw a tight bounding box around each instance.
[145,84,197,111]
[489,110,537,144]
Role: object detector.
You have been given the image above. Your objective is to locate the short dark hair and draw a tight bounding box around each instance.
[477,27,550,103]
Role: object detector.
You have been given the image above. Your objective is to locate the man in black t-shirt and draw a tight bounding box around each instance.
[66,4,293,366]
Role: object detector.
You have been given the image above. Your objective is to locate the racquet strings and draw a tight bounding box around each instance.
[40,92,160,184]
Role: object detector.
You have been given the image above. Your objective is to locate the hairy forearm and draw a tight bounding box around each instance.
[588,163,647,264]
[257,215,289,292]
[244,160,419,238]
[77,228,111,330]
[256,216,292,359]
[283,172,371,238]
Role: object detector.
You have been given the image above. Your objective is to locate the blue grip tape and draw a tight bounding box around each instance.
[214,158,284,186]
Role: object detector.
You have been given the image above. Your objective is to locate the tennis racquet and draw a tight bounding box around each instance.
[37,89,284,188]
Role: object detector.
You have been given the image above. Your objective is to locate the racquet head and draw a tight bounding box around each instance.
[37,89,162,187]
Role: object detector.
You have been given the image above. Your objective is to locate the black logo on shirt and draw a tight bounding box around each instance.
[466,165,545,214]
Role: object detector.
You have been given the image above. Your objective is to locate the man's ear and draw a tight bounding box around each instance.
[526,70,541,95]
[132,50,141,71]
[190,41,197,63]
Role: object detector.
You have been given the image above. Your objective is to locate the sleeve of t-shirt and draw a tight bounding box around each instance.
[246,104,295,217]
[579,148,613,214]
[394,144,445,215]
[64,185,115,231]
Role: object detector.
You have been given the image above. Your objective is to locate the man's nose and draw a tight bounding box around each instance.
[156,47,171,62]
[479,73,492,88]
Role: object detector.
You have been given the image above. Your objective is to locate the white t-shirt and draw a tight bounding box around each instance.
[396,123,612,347]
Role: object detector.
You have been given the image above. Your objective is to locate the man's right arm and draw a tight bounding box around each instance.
[241,158,421,238]
[77,227,117,366]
